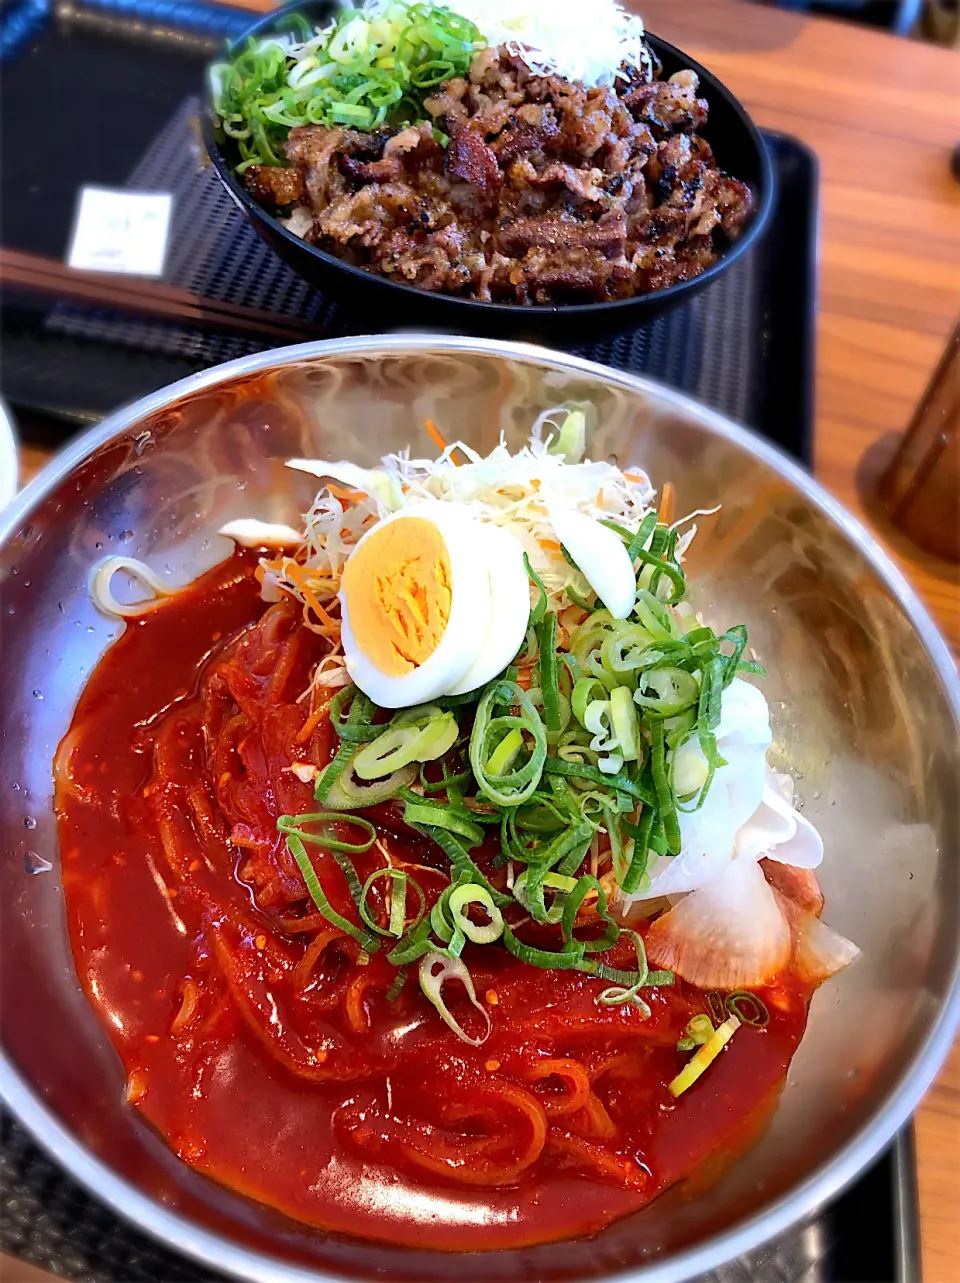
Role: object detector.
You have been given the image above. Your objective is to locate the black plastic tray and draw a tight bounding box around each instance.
[0,2,921,1281]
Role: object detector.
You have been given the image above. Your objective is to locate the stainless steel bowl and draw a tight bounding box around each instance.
[1,337,958,1283]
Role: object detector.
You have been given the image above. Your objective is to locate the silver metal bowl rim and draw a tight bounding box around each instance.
[1,335,958,1283]
[0,396,18,512]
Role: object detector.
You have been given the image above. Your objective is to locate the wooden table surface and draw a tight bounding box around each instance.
[12,1,960,1280]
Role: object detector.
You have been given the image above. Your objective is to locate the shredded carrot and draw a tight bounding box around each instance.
[326,481,367,503]
[283,563,337,631]
[538,538,561,552]
[658,481,675,527]
[424,417,449,454]
[624,470,647,484]
[295,704,326,745]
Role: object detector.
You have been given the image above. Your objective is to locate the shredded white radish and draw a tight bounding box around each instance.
[266,413,662,645]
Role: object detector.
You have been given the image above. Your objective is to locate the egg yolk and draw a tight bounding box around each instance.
[342,517,452,677]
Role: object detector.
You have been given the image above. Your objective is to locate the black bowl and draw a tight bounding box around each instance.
[203,3,775,342]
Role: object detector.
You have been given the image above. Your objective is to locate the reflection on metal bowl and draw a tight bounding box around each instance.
[1,337,958,1283]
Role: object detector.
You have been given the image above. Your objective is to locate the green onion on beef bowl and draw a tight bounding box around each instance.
[207,0,763,307]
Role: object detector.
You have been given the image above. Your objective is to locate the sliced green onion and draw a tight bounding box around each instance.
[672,738,710,799]
[486,727,524,776]
[419,950,491,1046]
[353,710,458,779]
[329,685,382,742]
[419,752,471,794]
[314,738,359,803]
[319,759,417,810]
[358,868,425,939]
[470,679,547,807]
[668,1014,740,1097]
[411,821,512,908]
[502,925,585,970]
[542,757,655,806]
[634,667,699,717]
[353,725,421,780]
[706,991,728,1026]
[650,720,681,853]
[572,676,608,728]
[686,1013,715,1044]
[627,512,659,560]
[523,553,547,627]
[400,789,485,847]
[511,869,576,924]
[610,686,640,762]
[212,2,484,168]
[285,833,379,952]
[385,967,408,1002]
[448,884,504,945]
[619,809,656,895]
[719,624,749,687]
[631,538,686,604]
[538,612,562,735]
[559,875,618,954]
[594,928,649,1007]
[276,810,376,853]
[387,917,435,966]
[724,991,770,1028]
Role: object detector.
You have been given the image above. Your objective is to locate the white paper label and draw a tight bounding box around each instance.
[67,187,173,277]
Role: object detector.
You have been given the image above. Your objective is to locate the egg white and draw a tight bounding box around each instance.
[339,503,493,708]
[447,523,530,696]
[548,507,636,619]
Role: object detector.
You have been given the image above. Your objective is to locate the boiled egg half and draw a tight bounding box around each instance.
[339,503,529,708]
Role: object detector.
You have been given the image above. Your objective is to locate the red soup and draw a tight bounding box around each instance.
[57,551,812,1250]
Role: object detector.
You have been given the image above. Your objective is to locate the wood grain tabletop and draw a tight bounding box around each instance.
[11,1,960,1280]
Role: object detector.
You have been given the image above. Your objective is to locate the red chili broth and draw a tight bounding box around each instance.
[56,551,812,1250]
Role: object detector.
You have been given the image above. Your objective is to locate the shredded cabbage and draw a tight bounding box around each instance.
[264,405,659,645]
